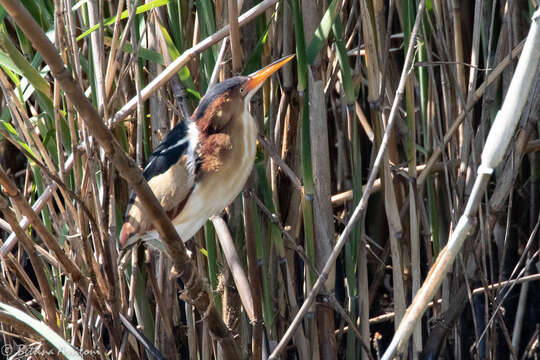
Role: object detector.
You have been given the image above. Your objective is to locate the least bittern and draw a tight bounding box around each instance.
[120,55,295,247]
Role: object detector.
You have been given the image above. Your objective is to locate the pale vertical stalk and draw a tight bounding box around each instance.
[383,146,406,330]
[128,0,144,166]
[406,75,422,356]
[281,0,293,89]
[195,235,213,359]
[228,0,242,73]
[308,72,336,359]
[402,3,422,353]
[271,0,293,245]
[146,0,168,146]
[290,0,318,356]
[211,216,255,321]
[64,0,86,270]
[344,104,358,360]
[456,0,484,204]
[451,0,466,100]
[87,0,106,116]
[270,93,287,211]
[145,255,175,357]
[352,92,368,360]
[104,0,125,98]
[201,321,211,360]
[242,178,262,360]
[53,2,66,183]
[418,3,441,263]
[64,0,83,88]
[209,37,228,86]
[465,0,483,119]
[204,222,222,314]
[107,165,122,347]
[185,302,198,360]
[53,80,65,178]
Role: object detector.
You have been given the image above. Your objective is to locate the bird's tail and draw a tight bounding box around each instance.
[119,223,191,253]
[119,222,135,248]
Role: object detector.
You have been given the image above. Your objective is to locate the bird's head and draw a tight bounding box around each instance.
[192,55,295,131]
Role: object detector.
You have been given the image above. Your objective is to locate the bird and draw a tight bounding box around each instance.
[119,55,295,248]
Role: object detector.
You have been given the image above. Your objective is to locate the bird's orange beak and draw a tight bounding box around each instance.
[244,54,295,94]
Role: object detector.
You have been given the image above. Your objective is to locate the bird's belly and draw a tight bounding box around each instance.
[172,166,252,240]
[172,111,257,241]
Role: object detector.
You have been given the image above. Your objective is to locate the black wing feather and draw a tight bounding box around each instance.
[126,120,197,211]
[143,121,191,180]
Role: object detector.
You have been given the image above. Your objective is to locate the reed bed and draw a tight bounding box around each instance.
[0,0,538,359]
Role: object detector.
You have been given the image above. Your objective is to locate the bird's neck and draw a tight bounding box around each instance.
[195,102,257,173]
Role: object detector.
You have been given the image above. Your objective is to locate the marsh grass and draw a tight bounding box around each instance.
[0,0,538,359]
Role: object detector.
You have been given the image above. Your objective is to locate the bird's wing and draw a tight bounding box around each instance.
[119,120,199,246]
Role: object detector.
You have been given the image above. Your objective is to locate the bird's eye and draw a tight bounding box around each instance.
[239,87,245,94]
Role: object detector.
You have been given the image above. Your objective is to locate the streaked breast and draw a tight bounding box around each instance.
[172,107,258,241]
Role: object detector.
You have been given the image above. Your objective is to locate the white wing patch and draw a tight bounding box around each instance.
[185,121,200,176]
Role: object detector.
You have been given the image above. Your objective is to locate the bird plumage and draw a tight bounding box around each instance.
[119,55,294,248]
